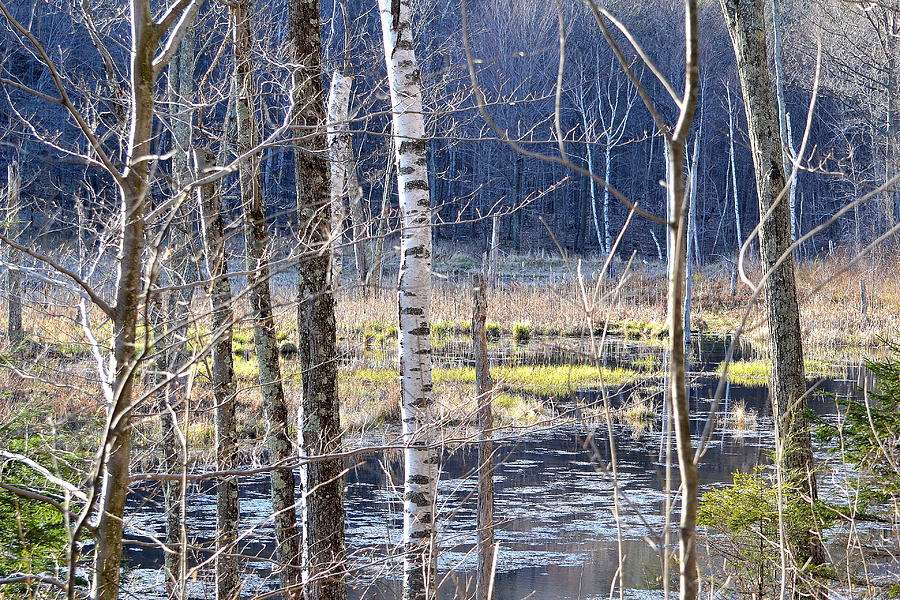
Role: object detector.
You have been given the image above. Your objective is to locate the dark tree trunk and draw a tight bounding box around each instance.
[720,0,827,590]
[472,273,495,600]
[288,1,347,600]
[195,147,241,600]
[232,2,304,595]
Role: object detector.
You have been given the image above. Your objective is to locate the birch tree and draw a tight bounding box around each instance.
[378,0,438,597]
[720,0,828,590]
[327,72,369,288]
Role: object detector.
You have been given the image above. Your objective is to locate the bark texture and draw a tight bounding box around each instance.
[327,72,369,288]
[378,1,438,598]
[233,3,304,595]
[288,1,347,600]
[195,147,240,600]
[472,274,495,600]
[720,0,827,586]
[92,4,156,597]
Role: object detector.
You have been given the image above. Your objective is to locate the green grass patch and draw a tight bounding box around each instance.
[512,322,532,344]
[434,364,640,395]
[718,359,842,385]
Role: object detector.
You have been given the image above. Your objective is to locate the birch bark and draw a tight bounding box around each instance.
[378,1,438,597]
[327,72,369,288]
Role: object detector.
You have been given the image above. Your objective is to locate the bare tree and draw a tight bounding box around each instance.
[327,72,369,288]
[288,1,347,600]
[720,0,828,592]
[4,161,22,347]
[232,1,304,595]
[195,146,241,600]
[378,0,438,598]
[472,272,495,600]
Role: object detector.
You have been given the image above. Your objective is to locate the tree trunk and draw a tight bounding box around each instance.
[720,0,827,590]
[487,216,500,287]
[156,29,199,598]
[684,135,700,348]
[327,72,369,288]
[726,86,742,252]
[92,4,159,597]
[512,154,524,252]
[603,142,612,254]
[195,147,240,600]
[288,2,347,600]
[378,1,438,598]
[370,138,394,296]
[472,273,495,600]
[232,2,304,596]
[5,161,22,347]
[769,0,798,242]
[664,135,700,600]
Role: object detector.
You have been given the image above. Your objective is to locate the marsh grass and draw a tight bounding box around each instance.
[728,400,758,432]
[618,395,657,424]
[332,254,900,349]
[718,359,842,385]
[512,322,532,344]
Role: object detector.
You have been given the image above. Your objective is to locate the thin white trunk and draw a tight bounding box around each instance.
[5,161,22,346]
[685,135,701,349]
[603,144,612,255]
[487,215,500,286]
[327,71,369,288]
[769,0,797,241]
[378,1,438,598]
[726,87,742,251]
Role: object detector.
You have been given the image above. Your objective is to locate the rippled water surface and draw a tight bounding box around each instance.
[122,339,883,599]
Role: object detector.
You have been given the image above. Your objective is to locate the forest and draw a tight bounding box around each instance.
[0,0,898,599]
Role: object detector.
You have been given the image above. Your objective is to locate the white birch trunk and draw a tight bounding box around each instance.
[726,88,742,251]
[327,72,369,288]
[487,215,500,286]
[603,144,612,255]
[5,161,22,346]
[378,1,438,598]
[685,135,701,349]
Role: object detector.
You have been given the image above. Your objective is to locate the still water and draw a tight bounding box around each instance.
[122,339,878,599]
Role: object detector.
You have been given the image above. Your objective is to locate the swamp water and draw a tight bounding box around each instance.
[122,337,886,599]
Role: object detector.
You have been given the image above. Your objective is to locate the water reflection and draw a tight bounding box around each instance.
[123,351,872,599]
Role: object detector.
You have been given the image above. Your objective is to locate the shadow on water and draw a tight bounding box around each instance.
[122,338,877,599]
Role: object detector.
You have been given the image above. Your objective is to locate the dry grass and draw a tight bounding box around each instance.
[727,401,758,432]
[332,252,900,348]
